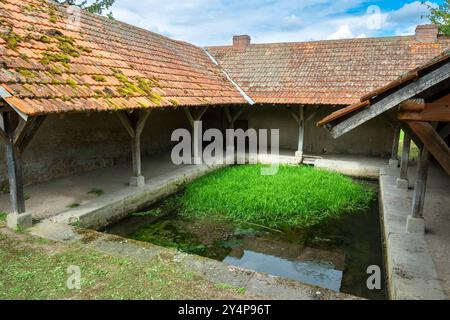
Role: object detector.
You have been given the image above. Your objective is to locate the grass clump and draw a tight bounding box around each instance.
[0,212,6,222]
[178,165,374,229]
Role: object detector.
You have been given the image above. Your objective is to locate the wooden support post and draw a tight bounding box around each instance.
[117,110,151,187]
[286,106,305,161]
[396,133,411,189]
[295,106,305,160]
[224,106,245,129]
[407,147,429,233]
[412,148,430,218]
[3,112,25,215]
[184,107,209,164]
[390,126,400,167]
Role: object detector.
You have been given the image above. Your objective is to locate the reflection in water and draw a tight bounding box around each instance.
[104,181,386,299]
[224,250,343,292]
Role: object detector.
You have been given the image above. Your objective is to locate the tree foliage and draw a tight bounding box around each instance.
[55,0,115,16]
[423,0,450,35]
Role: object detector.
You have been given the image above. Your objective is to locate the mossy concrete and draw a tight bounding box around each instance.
[30,221,361,300]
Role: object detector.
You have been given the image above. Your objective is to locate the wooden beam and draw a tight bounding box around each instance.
[183,108,195,128]
[2,113,25,214]
[391,126,400,161]
[411,148,430,218]
[397,98,450,121]
[407,121,450,175]
[14,116,46,153]
[330,62,450,138]
[225,106,246,129]
[285,106,300,124]
[117,111,151,185]
[224,107,232,124]
[196,106,209,121]
[399,134,411,180]
[116,112,135,137]
[136,110,152,137]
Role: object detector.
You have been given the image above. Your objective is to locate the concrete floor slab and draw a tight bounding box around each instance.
[380,165,449,300]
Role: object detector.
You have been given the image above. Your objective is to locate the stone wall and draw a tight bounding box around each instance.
[0,108,190,188]
[0,105,394,188]
[247,105,395,157]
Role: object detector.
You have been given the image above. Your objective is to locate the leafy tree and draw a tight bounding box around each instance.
[422,0,450,35]
[55,0,115,16]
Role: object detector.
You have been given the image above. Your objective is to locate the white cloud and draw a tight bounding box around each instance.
[328,25,354,40]
[107,0,438,46]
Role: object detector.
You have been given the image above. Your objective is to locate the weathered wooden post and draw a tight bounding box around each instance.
[184,107,209,165]
[286,106,305,162]
[295,106,305,160]
[406,147,429,233]
[396,133,411,189]
[117,110,152,187]
[389,126,400,167]
[2,112,31,229]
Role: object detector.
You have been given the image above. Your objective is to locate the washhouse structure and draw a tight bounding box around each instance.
[0,0,449,232]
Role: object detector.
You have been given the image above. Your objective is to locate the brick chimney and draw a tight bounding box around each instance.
[233,35,251,49]
[415,24,438,43]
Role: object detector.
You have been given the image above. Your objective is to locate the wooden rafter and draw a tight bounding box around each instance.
[330,63,450,138]
[407,121,450,175]
[184,106,209,128]
[397,96,450,122]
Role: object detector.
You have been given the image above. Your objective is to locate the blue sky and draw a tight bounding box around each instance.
[107,0,441,46]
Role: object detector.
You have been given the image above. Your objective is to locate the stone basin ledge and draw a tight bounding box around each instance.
[30,221,362,300]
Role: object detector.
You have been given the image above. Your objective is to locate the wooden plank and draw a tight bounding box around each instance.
[408,121,450,175]
[411,148,430,218]
[317,100,370,127]
[360,72,418,102]
[330,63,450,138]
[400,134,411,180]
[399,99,425,112]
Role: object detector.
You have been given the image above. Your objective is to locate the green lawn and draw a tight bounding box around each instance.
[0,226,253,300]
[179,165,374,229]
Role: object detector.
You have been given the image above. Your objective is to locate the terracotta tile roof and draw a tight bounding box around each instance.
[207,36,450,106]
[316,49,450,127]
[0,0,246,116]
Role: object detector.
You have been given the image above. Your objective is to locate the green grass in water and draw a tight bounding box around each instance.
[178,165,374,229]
